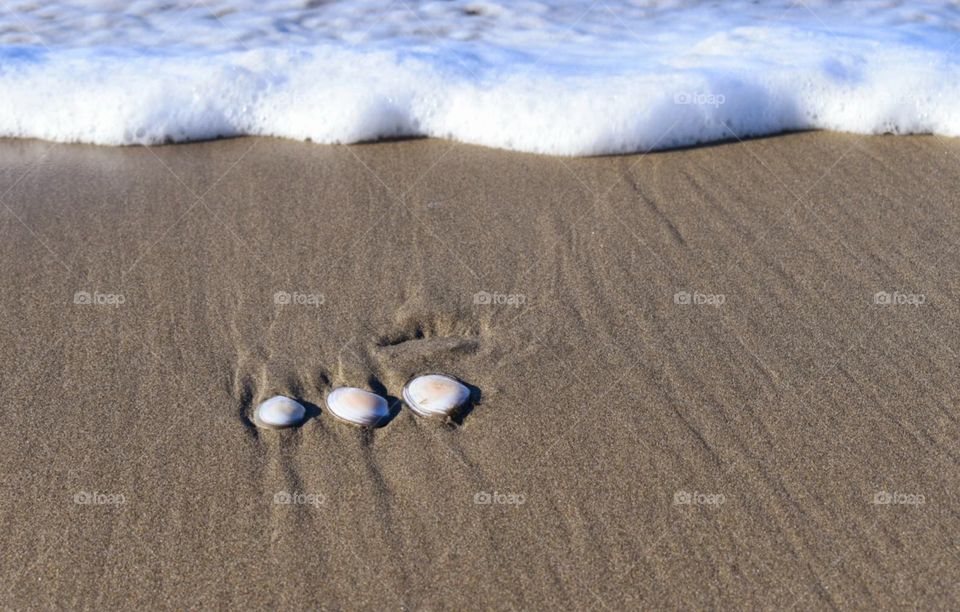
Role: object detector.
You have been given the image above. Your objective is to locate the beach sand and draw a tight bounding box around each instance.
[1,133,958,608]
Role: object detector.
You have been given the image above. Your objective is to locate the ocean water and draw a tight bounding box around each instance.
[1,0,959,155]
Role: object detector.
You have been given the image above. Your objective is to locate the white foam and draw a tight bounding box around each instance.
[2,1,960,155]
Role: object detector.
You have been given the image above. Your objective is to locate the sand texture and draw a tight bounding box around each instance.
[1,133,958,608]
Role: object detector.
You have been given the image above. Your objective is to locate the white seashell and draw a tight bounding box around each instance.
[402,374,470,418]
[254,396,306,429]
[326,387,390,427]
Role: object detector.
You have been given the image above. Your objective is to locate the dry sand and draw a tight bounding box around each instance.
[0,133,958,609]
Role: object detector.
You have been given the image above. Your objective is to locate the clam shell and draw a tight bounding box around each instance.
[402,374,470,418]
[326,387,390,427]
[254,396,306,429]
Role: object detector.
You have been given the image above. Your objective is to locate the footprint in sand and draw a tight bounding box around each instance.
[373,312,483,371]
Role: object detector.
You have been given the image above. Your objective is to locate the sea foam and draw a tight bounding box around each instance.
[2,1,960,155]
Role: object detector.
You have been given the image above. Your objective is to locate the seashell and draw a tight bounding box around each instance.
[254,396,306,429]
[402,374,471,418]
[326,387,390,427]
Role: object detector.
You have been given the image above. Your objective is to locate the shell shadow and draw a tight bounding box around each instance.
[300,400,323,423]
[447,381,481,427]
[366,376,402,429]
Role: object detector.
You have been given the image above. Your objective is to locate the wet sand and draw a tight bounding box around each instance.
[0,133,958,608]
